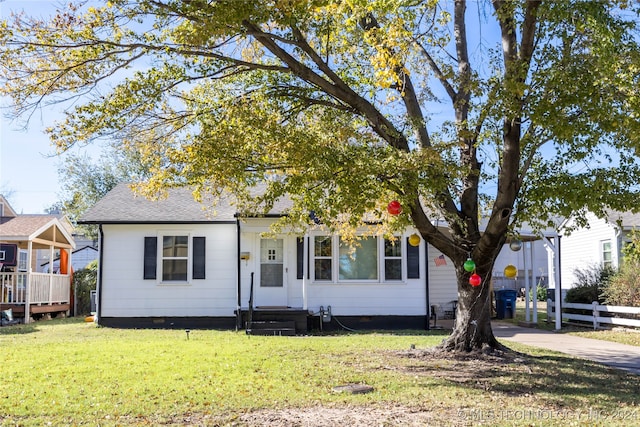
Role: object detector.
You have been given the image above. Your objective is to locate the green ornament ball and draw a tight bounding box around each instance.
[463,258,476,272]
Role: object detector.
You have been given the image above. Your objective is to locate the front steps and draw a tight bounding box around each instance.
[246,320,296,336]
[240,308,310,335]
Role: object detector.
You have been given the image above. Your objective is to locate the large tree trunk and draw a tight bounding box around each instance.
[438,266,503,352]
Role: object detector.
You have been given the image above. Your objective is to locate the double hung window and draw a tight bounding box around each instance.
[143,235,206,282]
[601,240,613,269]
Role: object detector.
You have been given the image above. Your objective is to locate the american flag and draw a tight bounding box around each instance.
[434,254,447,267]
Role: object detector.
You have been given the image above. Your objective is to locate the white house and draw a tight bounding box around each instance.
[40,245,98,273]
[81,183,558,332]
[560,211,640,289]
[80,184,470,332]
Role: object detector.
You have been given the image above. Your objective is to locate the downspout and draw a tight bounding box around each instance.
[236,218,242,330]
[97,225,104,324]
[424,239,430,331]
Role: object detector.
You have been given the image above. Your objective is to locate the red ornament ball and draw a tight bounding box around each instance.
[387,200,402,215]
[469,273,482,287]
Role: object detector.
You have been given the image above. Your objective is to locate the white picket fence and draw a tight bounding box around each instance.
[547,299,640,330]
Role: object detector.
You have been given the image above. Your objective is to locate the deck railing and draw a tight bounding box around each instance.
[0,272,70,305]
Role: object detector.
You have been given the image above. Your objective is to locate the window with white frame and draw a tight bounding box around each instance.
[601,240,613,268]
[162,236,189,281]
[17,250,28,272]
[384,238,402,281]
[143,235,205,282]
[309,235,414,283]
[313,236,332,281]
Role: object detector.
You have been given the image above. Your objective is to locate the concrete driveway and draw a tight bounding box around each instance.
[493,322,640,375]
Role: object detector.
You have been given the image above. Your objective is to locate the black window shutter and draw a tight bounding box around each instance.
[296,237,304,279]
[193,237,206,279]
[143,237,157,280]
[407,237,420,279]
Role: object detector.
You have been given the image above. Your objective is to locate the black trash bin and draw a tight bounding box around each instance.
[495,289,517,319]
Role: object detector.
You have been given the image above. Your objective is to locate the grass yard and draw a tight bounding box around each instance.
[2,318,640,426]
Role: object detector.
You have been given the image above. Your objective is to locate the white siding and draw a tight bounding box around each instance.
[560,213,618,289]
[239,221,430,316]
[100,223,237,317]
[426,247,459,312]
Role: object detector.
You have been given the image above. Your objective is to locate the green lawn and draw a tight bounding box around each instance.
[2,318,640,426]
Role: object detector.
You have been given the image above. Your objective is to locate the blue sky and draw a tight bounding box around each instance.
[0,1,89,214]
[0,104,64,214]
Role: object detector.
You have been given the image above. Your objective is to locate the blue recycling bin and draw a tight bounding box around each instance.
[495,289,517,319]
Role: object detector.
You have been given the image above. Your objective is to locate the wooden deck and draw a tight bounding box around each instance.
[1,272,71,322]
[1,303,70,316]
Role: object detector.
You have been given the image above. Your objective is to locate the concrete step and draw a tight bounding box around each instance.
[246,320,296,336]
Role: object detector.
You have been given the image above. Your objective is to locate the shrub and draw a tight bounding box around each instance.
[565,263,614,304]
[603,260,640,307]
[73,260,98,315]
[529,283,548,302]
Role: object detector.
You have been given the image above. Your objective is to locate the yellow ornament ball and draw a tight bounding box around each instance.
[408,233,421,247]
[504,264,518,279]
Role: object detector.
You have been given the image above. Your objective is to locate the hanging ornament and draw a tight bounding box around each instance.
[387,200,402,215]
[469,273,482,287]
[463,258,476,272]
[509,239,523,252]
[504,264,518,279]
[408,233,421,247]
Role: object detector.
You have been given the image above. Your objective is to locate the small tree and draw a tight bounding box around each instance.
[73,260,98,315]
[603,229,640,307]
[565,264,614,304]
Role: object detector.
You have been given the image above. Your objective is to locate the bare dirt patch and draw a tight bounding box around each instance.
[230,405,443,426]
[396,347,533,385]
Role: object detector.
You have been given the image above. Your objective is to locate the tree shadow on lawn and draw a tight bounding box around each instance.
[0,322,39,335]
[395,347,640,410]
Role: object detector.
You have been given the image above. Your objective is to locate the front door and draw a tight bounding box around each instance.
[257,238,288,307]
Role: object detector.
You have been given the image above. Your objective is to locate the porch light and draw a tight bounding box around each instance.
[469,273,482,287]
[387,200,402,215]
[509,239,523,251]
[504,264,517,278]
[408,233,420,247]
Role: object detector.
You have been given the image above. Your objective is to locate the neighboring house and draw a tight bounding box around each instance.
[560,211,640,289]
[0,195,76,322]
[40,245,98,273]
[81,184,559,332]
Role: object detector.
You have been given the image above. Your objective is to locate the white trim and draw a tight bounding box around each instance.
[157,231,192,285]
[307,233,412,285]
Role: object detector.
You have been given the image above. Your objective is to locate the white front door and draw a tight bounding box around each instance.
[257,238,288,307]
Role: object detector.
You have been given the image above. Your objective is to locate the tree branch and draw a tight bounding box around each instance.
[242,20,411,152]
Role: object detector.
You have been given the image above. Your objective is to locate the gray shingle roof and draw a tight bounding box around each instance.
[606,211,640,229]
[80,183,292,224]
